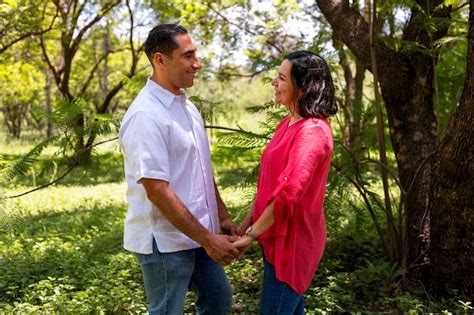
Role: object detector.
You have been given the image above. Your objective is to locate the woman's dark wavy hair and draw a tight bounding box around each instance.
[285,51,337,118]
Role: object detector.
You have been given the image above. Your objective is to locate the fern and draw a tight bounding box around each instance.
[83,114,121,140]
[246,100,280,113]
[51,98,87,130]
[190,95,222,124]
[243,163,261,187]
[0,202,21,234]
[1,137,56,181]
[217,131,269,148]
[214,101,287,194]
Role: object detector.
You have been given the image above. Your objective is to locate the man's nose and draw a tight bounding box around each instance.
[193,58,202,70]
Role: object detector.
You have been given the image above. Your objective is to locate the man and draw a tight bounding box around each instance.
[119,24,240,314]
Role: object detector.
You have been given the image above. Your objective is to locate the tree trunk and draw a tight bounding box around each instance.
[429,3,474,299]
[43,67,53,138]
[333,33,367,147]
[315,0,449,276]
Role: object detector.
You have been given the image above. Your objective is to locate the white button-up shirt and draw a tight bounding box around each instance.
[119,78,220,254]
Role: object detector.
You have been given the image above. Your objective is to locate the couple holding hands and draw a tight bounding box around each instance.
[119,24,337,315]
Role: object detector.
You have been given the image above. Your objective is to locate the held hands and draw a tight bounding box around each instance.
[207,216,245,265]
[206,217,255,265]
[233,235,253,258]
[204,231,255,265]
[204,234,240,266]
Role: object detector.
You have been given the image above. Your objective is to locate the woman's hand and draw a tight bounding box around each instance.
[233,235,253,258]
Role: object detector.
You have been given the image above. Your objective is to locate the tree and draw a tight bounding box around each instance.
[315,0,472,298]
[0,60,44,138]
[429,2,473,299]
[0,0,58,54]
[17,0,152,165]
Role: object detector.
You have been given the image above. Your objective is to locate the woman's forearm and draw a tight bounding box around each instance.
[250,200,275,237]
[239,201,255,235]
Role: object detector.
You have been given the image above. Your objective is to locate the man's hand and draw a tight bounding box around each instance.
[220,217,239,236]
[204,234,240,265]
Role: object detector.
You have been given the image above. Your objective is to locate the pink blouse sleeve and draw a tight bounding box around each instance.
[267,124,331,231]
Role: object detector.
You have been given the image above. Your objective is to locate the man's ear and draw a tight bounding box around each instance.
[153,52,165,66]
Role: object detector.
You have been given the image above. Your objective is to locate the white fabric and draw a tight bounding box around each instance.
[119,78,219,254]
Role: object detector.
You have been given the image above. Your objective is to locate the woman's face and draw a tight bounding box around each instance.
[272,59,298,110]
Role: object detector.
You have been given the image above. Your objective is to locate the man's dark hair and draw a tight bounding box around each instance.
[144,24,188,62]
[285,51,338,118]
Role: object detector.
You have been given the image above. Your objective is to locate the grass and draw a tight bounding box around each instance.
[0,98,471,313]
[0,183,148,313]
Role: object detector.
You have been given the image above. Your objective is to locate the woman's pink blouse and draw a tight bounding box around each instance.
[253,116,333,295]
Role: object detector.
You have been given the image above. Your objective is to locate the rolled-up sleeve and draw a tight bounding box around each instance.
[120,111,170,183]
[267,124,330,229]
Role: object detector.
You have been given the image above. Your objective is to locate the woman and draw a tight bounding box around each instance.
[234,50,337,314]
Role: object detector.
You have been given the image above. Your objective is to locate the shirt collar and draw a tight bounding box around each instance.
[146,77,187,109]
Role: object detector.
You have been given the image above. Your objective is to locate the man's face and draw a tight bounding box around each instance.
[161,34,202,92]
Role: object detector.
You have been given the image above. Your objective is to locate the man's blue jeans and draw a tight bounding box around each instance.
[134,240,232,315]
[260,260,304,315]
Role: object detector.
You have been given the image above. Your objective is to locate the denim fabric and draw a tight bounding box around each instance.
[260,260,304,315]
[135,240,232,315]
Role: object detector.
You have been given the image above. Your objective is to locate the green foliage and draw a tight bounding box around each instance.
[212,100,286,192]
[0,58,44,137]
[1,138,54,182]
[190,95,221,125]
[191,76,274,130]
[0,0,49,53]
[0,125,469,313]
[0,184,147,313]
[0,136,55,233]
[0,0,471,312]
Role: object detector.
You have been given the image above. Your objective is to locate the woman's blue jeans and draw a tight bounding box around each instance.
[134,240,232,315]
[260,260,304,315]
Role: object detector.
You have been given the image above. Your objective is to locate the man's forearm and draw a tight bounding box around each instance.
[141,178,239,265]
[145,182,213,247]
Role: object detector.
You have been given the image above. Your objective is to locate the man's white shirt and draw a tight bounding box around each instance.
[119,78,220,254]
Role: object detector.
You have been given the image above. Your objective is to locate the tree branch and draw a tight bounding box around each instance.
[0,3,58,54]
[453,2,469,12]
[77,48,126,98]
[97,0,142,114]
[207,2,284,53]
[316,0,403,83]
[7,137,119,198]
[39,34,61,92]
[204,125,271,139]
[70,0,120,56]
[205,69,266,79]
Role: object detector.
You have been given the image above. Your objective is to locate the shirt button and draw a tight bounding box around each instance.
[284,176,288,181]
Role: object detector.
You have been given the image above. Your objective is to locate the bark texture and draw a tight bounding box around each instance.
[316,0,449,272]
[429,3,474,299]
